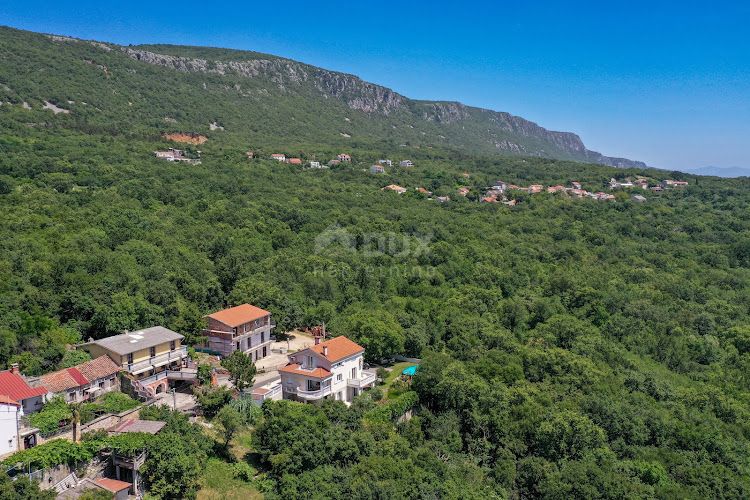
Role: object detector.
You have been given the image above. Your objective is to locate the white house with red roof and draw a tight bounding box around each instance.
[204,304,275,361]
[0,364,47,415]
[280,335,376,403]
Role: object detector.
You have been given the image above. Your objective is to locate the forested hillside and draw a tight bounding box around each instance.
[2,26,750,498]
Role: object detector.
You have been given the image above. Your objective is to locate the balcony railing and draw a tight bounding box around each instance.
[125,346,188,374]
[347,371,377,388]
[135,368,197,386]
[285,384,332,400]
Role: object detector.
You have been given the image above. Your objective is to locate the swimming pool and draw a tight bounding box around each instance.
[402,365,418,376]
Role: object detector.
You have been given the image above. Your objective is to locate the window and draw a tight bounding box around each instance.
[306,356,313,368]
[307,379,320,391]
[351,367,357,379]
[236,342,240,350]
[170,341,176,351]
[127,353,133,364]
[337,374,342,382]
[99,381,105,389]
[150,346,156,358]
[232,327,237,336]
[68,392,75,402]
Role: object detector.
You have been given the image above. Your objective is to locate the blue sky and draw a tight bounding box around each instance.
[2,1,749,169]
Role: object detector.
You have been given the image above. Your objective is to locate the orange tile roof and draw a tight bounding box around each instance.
[0,395,19,406]
[206,304,271,327]
[310,336,364,363]
[94,478,132,493]
[279,363,332,379]
[40,356,120,393]
[76,355,120,382]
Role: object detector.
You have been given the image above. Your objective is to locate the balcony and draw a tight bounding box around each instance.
[285,384,332,400]
[126,346,187,374]
[347,371,377,388]
[136,368,197,386]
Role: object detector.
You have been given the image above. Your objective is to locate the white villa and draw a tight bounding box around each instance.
[280,336,376,403]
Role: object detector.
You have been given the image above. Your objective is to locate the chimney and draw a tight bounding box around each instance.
[10,363,19,374]
[314,335,320,345]
[323,346,328,357]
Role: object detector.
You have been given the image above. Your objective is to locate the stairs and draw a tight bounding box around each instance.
[53,472,78,493]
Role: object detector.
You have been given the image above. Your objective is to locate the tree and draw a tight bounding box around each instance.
[220,350,256,393]
[141,433,203,500]
[197,363,213,386]
[70,403,82,443]
[329,305,405,362]
[194,386,233,418]
[215,405,243,450]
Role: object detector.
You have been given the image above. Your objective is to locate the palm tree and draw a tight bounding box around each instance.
[70,403,82,443]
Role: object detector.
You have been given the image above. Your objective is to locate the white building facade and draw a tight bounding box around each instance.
[280,336,376,403]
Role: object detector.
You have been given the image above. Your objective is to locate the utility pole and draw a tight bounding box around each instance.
[171,388,177,410]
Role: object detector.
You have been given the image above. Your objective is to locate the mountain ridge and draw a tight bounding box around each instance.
[1,26,645,167]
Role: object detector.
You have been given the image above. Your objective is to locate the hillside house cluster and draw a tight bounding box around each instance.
[609,176,688,191]
[153,148,201,164]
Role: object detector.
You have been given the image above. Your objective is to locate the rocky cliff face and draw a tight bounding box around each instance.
[117,44,644,167]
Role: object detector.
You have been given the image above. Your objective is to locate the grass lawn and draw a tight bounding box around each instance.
[382,362,417,399]
[197,457,263,500]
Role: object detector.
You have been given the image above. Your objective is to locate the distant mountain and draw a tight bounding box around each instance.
[0,26,645,167]
[679,166,750,178]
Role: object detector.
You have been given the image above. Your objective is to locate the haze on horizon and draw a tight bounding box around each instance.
[2,0,748,171]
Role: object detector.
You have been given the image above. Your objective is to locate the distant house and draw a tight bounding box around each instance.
[154,147,201,164]
[632,194,647,203]
[328,159,341,167]
[457,187,470,196]
[546,185,566,194]
[370,165,385,174]
[436,196,450,203]
[280,336,375,403]
[287,158,302,165]
[491,181,507,192]
[337,153,352,162]
[204,304,275,361]
[0,365,47,415]
[382,184,407,194]
[415,187,432,195]
[650,185,664,192]
[594,192,616,201]
[245,150,256,159]
[502,199,518,207]
[528,184,543,194]
[571,181,582,190]
[481,196,499,203]
[270,153,286,162]
[308,161,322,168]
[569,188,589,198]
[633,178,649,188]
[37,355,120,403]
[399,160,414,167]
[378,159,393,167]
[661,179,688,188]
[610,178,634,189]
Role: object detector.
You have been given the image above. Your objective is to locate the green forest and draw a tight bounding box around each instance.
[2,26,750,498]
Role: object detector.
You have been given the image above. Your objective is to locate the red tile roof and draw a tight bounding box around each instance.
[0,370,48,402]
[0,395,20,406]
[279,363,332,379]
[94,478,131,493]
[39,356,120,393]
[288,158,302,164]
[206,304,271,327]
[76,355,120,382]
[310,336,364,363]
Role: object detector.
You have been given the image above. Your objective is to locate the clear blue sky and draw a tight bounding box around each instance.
[2,1,749,169]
